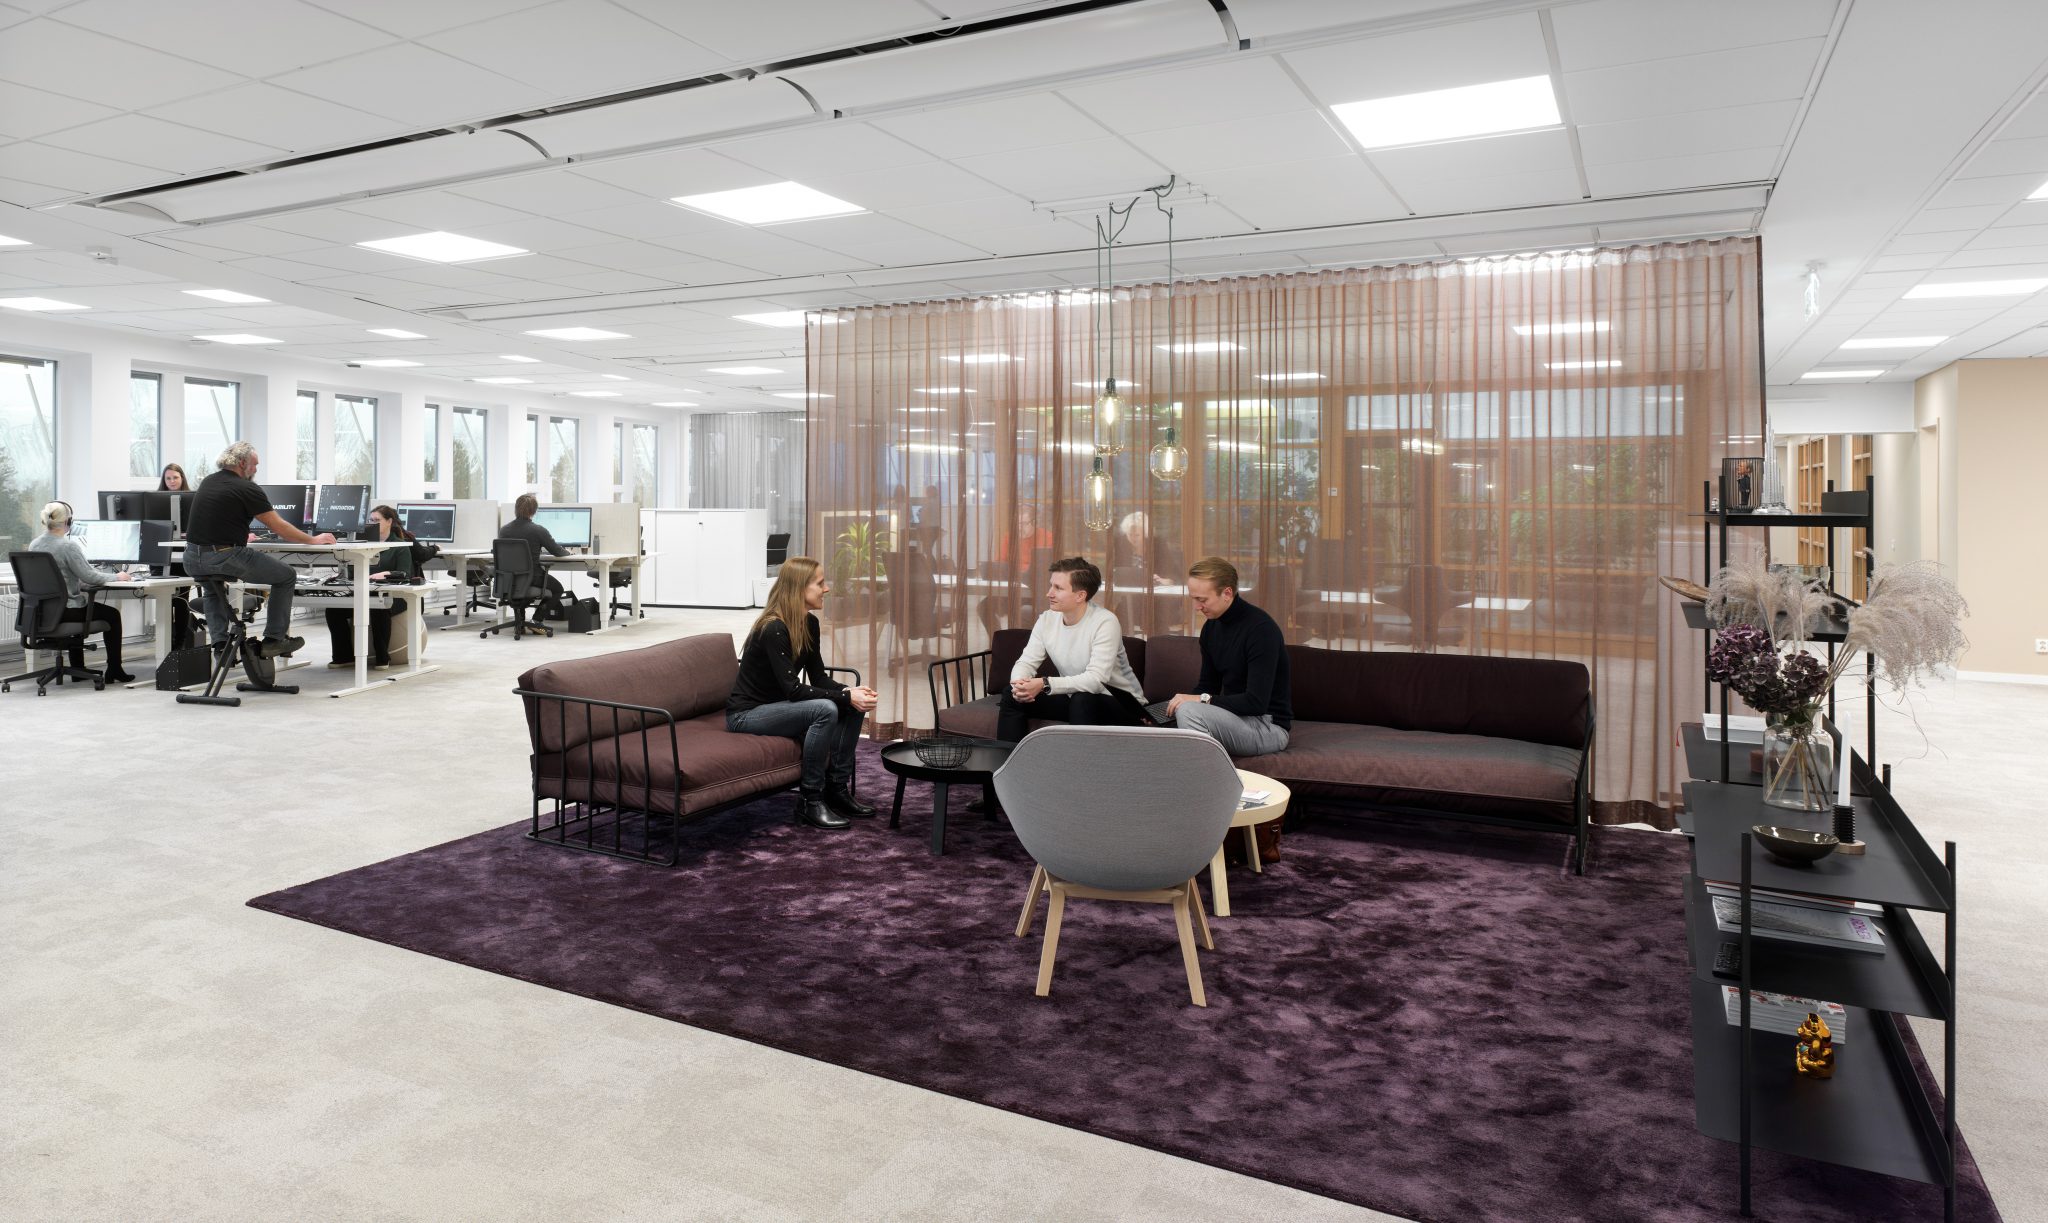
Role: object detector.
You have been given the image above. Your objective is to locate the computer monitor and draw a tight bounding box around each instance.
[139,490,196,534]
[98,491,143,522]
[70,519,142,566]
[532,506,592,548]
[313,484,369,534]
[394,501,456,543]
[259,483,315,528]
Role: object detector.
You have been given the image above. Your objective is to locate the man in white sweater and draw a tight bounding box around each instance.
[997,556,1147,743]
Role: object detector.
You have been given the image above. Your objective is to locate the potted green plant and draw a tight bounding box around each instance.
[830,520,894,620]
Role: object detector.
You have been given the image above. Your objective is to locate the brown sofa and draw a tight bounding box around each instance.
[516,632,858,865]
[934,631,1594,873]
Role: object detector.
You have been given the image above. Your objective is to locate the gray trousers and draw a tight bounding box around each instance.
[1173,701,1290,757]
[183,545,297,642]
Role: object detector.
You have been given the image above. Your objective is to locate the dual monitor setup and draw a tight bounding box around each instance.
[87,488,595,556]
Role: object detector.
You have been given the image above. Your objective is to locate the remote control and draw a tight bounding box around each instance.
[1711,941,1742,979]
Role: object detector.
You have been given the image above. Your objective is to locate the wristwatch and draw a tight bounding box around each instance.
[1198,693,1212,703]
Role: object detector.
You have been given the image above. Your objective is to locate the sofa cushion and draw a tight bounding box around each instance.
[520,633,739,753]
[1281,647,1589,750]
[1233,721,1583,825]
[536,710,802,816]
[1142,633,1202,701]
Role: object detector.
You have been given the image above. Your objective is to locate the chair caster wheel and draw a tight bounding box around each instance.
[94,680,105,691]
[1,683,9,693]
[479,631,488,639]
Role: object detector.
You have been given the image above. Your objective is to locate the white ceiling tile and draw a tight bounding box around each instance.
[1197,154,1405,230]
[1125,111,1351,176]
[453,171,646,216]
[474,252,604,281]
[456,216,628,253]
[420,0,723,97]
[1280,12,1551,107]
[344,190,537,231]
[952,138,1169,203]
[0,140,156,194]
[1399,167,1584,216]
[550,240,701,272]
[833,234,993,266]
[1937,247,2048,270]
[1996,93,2048,142]
[270,44,548,127]
[284,243,436,274]
[55,0,396,76]
[557,199,734,242]
[803,161,1012,212]
[1963,224,2048,250]
[37,114,282,176]
[156,223,332,257]
[1996,199,2048,228]
[543,270,680,294]
[0,80,120,140]
[1925,173,2043,209]
[612,0,930,61]
[260,210,418,245]
[1060,56,1315,134]
[871,94,1110,161]
[310,0,554,40]
[1564,39,1822,125]
[569,146,764,197]
[1884,231,1974,256]
[718,124,936,180]
[0,20,243,111]
[0,173,73,207]
[1372,127,1575,184]
[1595,211,1759,242]
[1437,225,1598,257]
[1865,252,1947,274]
[222,254,366,281]
[1576,100,1796,166]
[149,84,399,155]
[1549,0,1836,71]
[1583,146,1779,196]
[658,227,857,275]
[1957,136,2048,181]
[1898,205,2009,234]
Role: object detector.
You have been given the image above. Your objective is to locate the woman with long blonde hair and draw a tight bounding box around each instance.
[726,556,880,830]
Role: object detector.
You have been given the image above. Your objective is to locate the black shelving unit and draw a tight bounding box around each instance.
[1697,478,1876,784]
[1684,753,1959,1220]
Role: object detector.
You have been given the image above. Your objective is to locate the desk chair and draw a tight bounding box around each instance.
[766,531,791,570]
[482,537,552,639]
[4,551,113,695]
[605,563,641,620]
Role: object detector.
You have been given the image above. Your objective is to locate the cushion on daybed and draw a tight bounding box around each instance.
[519,633,739,754]
[1231,721,1582,825]
[535,711,802,817]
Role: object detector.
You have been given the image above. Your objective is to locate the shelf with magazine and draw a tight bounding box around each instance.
[1681,754,1959,1221]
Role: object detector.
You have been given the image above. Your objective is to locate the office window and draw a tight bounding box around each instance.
[422,403,440,483]
[184,377,238,480]
[452,405,487,499]
[524,414,539,487]
[296,390,317,480]
[1,356,57,552]
[334,394,376,486]
[129,372,161,478]
[613,422,624,495]
[549,415,578,501]
[629,422,659,507]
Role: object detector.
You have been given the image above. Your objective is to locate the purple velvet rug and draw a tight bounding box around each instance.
[250,744,1997,1223]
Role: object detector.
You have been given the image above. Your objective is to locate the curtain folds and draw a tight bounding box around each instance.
[808,238,1762,825]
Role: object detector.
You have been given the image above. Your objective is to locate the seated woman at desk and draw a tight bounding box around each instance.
[157,463,189,492]
[29,500,137,683]
[324,505,414,670]
[156,462,195,645]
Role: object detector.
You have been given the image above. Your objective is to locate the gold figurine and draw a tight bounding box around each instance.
[1794,1013,1836,1079]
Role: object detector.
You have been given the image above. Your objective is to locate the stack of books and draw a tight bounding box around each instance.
[1721,987,1851,1041]
[1706,881,1887,954]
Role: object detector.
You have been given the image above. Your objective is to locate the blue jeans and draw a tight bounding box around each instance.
[182,545,297,642]
[728,698,864,797]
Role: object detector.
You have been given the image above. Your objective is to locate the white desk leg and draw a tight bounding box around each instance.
[630,559,644,622]
[1208,847,1231,918]
[445,553,467,627]
[386,589,439,686]
[592,559,616,632]
[127,586,175,688]
[333,556,380,698]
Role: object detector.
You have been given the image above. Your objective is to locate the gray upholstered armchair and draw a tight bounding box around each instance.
[994,725,1243,1006]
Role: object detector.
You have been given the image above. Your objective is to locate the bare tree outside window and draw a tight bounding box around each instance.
[184,378,238,480]
[630,422,659,507]
[549,415,578,501]
[296,390,317,480]
[129,372,160,477]
[0,356,57,551]
[422,403,440,483]
[453,406,486,499]
[334,394,376,485]
[524,414,538,487]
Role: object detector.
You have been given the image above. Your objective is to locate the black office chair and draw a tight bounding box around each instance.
[481,537,552,639]
[461,557,498,617]
[766,531,791,569]
[4,551,113,695]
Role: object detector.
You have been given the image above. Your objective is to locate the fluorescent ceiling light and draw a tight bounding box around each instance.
[1513,321,1610,337]
[899,406,945,413]
[0,234,31,246]
[733,310,837,327]
[653,401,698,407]
[706,365,783,375]
[772,391,831,399]
[901,443,964,454]
[1157,341,1243,353]
[1071,380,1139,389]
[671,181,864,225]
[942,354,1013,364]
[1902,278,2048,299]
[568,390,620,398]
[472,376,532,384]
[1255,373,1324,382]
[914,387,975,394]
[1839,336,1945,349]
[525,326,629,340]
[353,358,421,367]
[369,328,426,339]
[1800,369,1887,379]
[2030,178,2048,201]
[184,288,269,304]
[194,333,279,344]
[499,354,541,362]
[1546,360,1622,370]
[358,231,529,263]
[1330,75,1560,150]
[601,374,630,381]
[0,296,87,311]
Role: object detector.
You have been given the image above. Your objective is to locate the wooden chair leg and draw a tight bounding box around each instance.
[1015,863,1047,938]
[1034,885,1067,997]
[1188,878,1213,950]
[1172,891,1206,1007]
[1246,824,1264,873]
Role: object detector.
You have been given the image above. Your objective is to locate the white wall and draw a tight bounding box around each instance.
[0,314,684,509]
[1766,382,1915,435]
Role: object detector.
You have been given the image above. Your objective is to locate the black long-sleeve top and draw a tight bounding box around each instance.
[1195,596,1292,728]
[727,613,849,715]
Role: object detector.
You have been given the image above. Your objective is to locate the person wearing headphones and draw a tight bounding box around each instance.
[181,441,334,657]
[29,500,138,684]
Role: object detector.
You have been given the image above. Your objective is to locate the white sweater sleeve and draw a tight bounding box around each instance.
[1010,611,1054,683]
[1046,609,1121,695]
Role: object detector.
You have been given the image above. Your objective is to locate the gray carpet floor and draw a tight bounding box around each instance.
[3,608,2040,1222]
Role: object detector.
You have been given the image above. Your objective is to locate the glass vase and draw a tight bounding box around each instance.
[1762,712,1834,814]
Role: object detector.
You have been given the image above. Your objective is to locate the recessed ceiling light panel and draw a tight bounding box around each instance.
[734,310,839,327]
[525,327,629,340]
[1800,369,1888,379]
[1839,336,1946,349]
[472,376,532,384]
[184,288,270,303]
[194,333,280,344]
[1331,75,1561,150]
[0,297,88,311]
[942,354,1013,364]
[1546,360,1622,370]
[568,390,620,398]
[353,358,421,367]
[653,401,698,407]
[1902,278,2048,299]
[705,365,783,375]
[359,231,529,263]
[0,234,31,247]
[671,181,864,225]
[772,391,831,399]
[369,328,426,339]
[499,354,541,362]
[1513,321,1611,337]
[1157,341,1243,354]
[1255,372,1325,382]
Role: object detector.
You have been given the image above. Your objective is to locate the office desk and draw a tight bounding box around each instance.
[431,547,493,630]
[296,579,440,689]
[192,541,415,697]
[538,551,651,631]
[1305,590,1532,612]
[17,575,194,689]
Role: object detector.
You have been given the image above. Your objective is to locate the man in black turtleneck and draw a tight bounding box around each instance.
[1163,556,1292,757]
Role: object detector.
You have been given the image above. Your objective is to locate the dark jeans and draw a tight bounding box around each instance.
[60,602,125,672]
[183,545,296,641]
[325,603,404,664]
[995,688,1142,743]
[727,698,864,796]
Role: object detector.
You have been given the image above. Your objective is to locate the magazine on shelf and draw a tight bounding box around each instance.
[1711,895,1887,953]
[1703,880,1883,917]
[1721,986,1851,1041]
[1700,713,1767,743]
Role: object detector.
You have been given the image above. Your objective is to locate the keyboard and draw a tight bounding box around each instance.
[1144,699,1175,726]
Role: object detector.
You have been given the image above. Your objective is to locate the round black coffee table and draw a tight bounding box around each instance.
[880,738,1013,856]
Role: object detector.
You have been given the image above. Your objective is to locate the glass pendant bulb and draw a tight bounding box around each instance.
[1093,377,1126,455]
[1084,453,1114,531]
[1149,425,1188,483]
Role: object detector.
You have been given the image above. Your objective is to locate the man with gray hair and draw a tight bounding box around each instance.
[182,441,335,657]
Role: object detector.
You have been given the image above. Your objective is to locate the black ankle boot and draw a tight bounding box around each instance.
[825,784,876,818]
[795,794,851,830]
